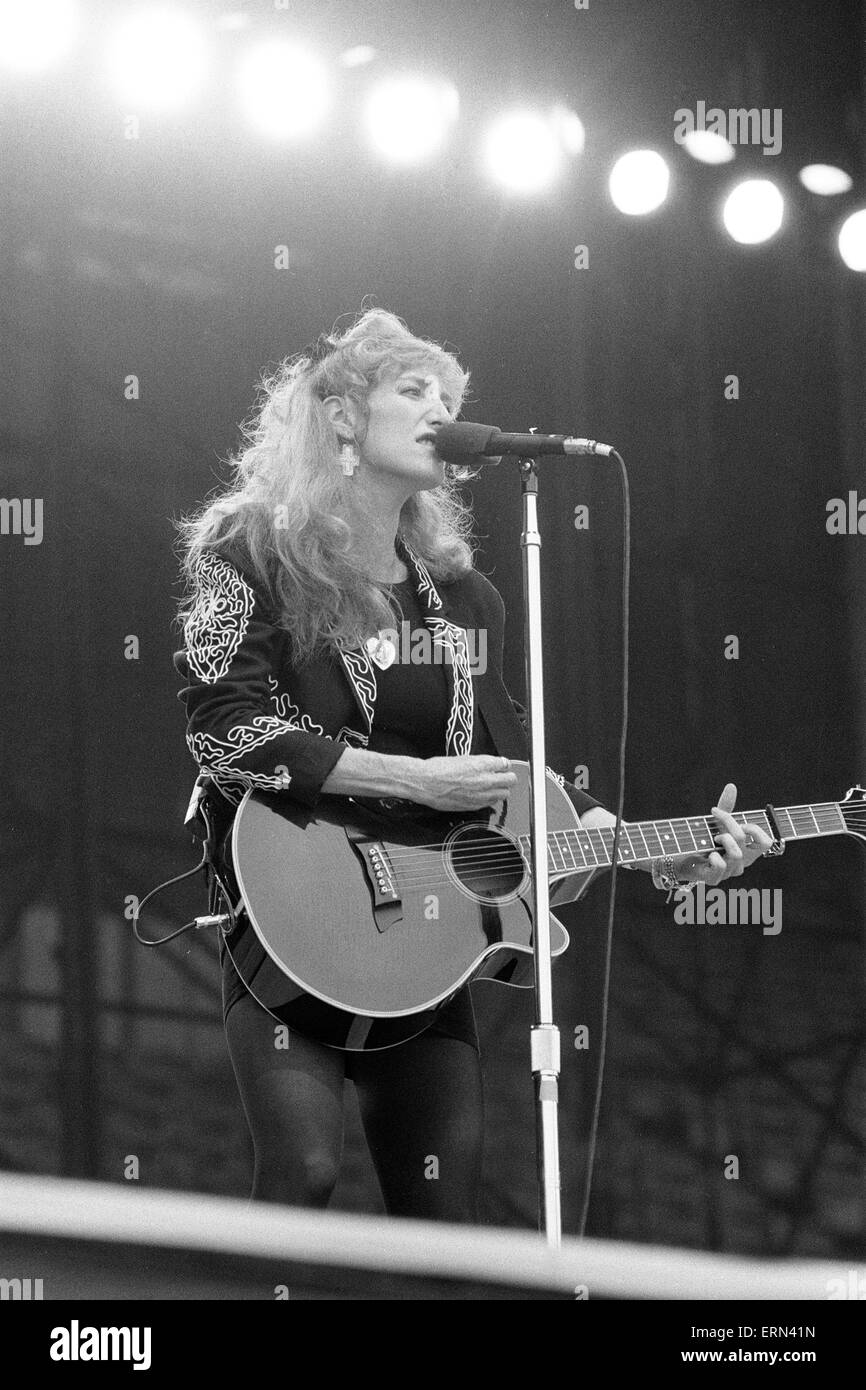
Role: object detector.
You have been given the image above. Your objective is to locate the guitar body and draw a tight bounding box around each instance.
[228,761,596,1051]
[220,773,866,1050]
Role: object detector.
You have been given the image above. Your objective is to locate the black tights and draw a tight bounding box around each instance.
[224,990,484,1221]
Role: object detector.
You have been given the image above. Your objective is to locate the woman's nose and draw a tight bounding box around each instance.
[424,390,452,420]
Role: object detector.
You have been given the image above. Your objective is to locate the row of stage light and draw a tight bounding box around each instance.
[2,0,865,269]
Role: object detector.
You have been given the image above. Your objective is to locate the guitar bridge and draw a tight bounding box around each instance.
[344,829,402,933]
[365,842,398,902]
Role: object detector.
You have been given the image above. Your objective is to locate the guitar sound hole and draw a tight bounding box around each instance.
[446,825,527,904]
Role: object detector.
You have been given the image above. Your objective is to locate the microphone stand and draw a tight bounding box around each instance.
[518,456,562,1247]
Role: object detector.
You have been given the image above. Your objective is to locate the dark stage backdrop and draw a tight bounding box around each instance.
[1,0,864,1258]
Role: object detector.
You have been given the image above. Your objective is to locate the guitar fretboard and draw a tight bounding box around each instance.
[520,804,846,876]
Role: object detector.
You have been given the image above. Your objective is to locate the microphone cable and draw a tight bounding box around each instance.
[575,447,630,1239]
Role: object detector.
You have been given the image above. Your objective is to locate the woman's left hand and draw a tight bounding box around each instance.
[668,782,774,886]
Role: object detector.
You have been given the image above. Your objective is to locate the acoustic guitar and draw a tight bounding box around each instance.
[225,763,866,1051]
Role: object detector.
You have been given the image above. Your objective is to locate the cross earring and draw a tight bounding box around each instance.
[340,440,360,476]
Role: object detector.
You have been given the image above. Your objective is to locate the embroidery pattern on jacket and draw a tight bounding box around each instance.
[337,726,370,748]
[402,543,443,611]
[185,552,256,684]
[338,647,377,733]
[267,676,326,735]
[187,716,306,802]
[427,616,474,755]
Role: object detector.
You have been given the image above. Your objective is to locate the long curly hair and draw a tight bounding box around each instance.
[176,308,476,662]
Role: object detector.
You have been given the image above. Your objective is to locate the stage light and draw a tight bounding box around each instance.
[0,0,79,73]
[106,7,208,111]
[482,111,563,194]
[608,150,670,215]
[722,178,784,244]
[681,129,735,164]
[236,41,331,140]
[799,164,853,196]
[364,76,459,164]
[838,209,866,271]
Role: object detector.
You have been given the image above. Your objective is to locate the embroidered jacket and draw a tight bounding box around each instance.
[173,538,600,823]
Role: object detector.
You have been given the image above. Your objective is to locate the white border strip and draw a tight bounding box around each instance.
[0,1175,855,1299]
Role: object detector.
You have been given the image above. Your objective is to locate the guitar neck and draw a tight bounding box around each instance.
[531,803,847,875]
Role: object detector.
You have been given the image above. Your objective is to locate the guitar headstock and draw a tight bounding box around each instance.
[840,785,866,842]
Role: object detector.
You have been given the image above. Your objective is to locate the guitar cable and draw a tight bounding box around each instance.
[574,447,630,1241]
[131,782,238,946]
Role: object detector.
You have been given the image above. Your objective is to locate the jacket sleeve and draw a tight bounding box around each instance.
[174,551,346,808]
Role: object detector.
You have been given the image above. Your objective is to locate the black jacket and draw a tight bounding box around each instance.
[173,536,600,824]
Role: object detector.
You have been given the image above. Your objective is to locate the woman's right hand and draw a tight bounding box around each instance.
[410,755,518,812]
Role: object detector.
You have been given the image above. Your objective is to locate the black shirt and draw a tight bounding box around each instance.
[367,578,451,760]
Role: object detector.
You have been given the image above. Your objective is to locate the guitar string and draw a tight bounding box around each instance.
[384,835,865,882]
[376,805,856,869]
[366,832,866,891]
[383,823,856,869]
[370,802,850,860]
[370,828,866,887]
[359,816,864,887]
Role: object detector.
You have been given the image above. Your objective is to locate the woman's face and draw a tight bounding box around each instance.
[356,367,456,492]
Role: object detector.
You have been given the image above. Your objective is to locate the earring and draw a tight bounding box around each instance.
[340,439,360,476]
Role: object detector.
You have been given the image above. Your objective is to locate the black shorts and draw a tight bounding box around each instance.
[220,931,479,1055]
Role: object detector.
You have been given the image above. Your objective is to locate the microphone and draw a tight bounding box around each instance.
[434,421,615,464]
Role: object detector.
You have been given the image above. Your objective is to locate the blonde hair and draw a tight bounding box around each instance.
[177,308,475,661]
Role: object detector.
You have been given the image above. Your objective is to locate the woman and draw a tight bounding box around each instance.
[175,308,772,1221]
